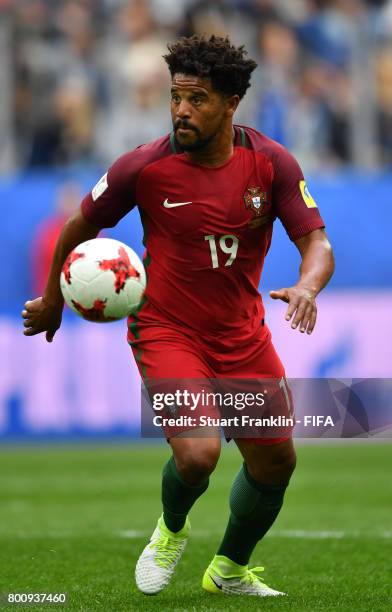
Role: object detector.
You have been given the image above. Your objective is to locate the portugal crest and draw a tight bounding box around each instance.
[244,187,267,217]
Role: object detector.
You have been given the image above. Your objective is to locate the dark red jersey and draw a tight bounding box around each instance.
[81,125,325,350]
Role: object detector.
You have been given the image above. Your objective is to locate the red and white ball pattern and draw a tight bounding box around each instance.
[60,238,146,322]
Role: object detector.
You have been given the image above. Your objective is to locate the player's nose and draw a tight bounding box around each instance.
[176,99,192,120]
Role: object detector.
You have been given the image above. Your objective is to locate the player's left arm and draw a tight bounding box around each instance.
[270,228,334,334]
[268,145,334,334]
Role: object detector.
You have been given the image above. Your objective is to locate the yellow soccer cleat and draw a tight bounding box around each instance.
[202,555,286,597]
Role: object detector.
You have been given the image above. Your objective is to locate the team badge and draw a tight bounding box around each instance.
[244,187,267,217]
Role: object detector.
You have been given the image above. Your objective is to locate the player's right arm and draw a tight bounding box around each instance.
[22,153,137,342]
[22,138,171,341]
[22,211,100,342]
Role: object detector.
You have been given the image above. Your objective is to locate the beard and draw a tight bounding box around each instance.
[173,120,217,152]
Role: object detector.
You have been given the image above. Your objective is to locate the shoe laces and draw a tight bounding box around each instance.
[150,536,182,569]
[241,566,267,587]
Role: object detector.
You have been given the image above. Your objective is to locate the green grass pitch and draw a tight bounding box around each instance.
[0,442,391,611]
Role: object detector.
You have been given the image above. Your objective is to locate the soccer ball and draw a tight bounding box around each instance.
[60,238,146,322]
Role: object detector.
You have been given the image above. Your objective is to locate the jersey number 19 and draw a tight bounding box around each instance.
[204,234,239,269]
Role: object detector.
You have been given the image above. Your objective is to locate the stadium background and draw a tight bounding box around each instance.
[0,1,391,610]
[1,0,391,439]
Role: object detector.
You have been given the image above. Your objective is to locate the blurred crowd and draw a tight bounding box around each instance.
[1,0,392,172]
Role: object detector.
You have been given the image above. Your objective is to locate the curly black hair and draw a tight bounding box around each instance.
[163,35,257,100]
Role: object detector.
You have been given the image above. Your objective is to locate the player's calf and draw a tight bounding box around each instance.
[209,441,295,581]
[161,434,220,533]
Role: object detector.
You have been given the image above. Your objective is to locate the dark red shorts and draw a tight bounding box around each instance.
[128,302,293,445]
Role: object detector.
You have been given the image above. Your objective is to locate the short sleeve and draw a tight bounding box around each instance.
[80,135,172,228]
[81,151,140,229]
[272,147,325,241]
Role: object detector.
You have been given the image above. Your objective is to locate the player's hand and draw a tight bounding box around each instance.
[22,296,63,342]
[269,286,317,334]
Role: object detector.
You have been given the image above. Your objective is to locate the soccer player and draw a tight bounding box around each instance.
[22,36,334,598]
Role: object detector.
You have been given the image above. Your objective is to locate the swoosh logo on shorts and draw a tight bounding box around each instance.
[163,198,192,208]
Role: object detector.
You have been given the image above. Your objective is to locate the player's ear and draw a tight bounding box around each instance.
[225,94,240,117]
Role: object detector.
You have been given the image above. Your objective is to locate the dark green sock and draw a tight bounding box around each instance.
[161,456,209,532]
[217,463,287,565]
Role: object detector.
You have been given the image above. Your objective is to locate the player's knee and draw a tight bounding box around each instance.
[248,444,297,484]
[270,446,296,478]
[278,448,297,479]
[174,439,220,485]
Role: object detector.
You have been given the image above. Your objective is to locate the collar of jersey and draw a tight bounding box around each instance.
[178,147,240,170]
